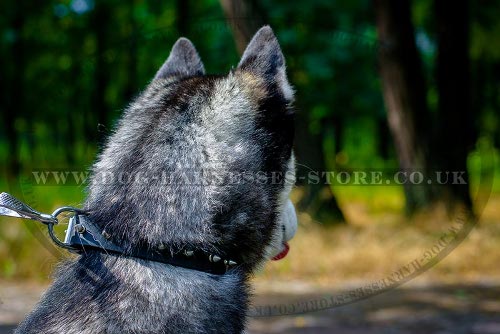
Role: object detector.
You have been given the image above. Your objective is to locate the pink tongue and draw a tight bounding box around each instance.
[271,242,290,261]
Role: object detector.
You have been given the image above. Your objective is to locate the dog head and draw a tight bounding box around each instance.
[86,26,297,272]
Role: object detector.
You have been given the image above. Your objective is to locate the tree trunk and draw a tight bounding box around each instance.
[219,0,346,223]
[295,121,346,223]
[434,0,474,214]
[332,115,343,156]
[3,0,25,178]
[374,0,435,215]
[377,118,390,160]
[219,0,266,54]
[123,0,138,103]
[176,0,189,36]
[65,24,84,166]
[90,2,111,147]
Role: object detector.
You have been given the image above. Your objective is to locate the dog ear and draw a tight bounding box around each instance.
[237,26,293,100]
[154,38,205,79]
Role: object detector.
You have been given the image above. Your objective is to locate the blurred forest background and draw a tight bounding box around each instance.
[0,0,499,289]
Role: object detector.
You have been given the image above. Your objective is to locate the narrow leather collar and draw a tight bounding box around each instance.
[63,214,238,275]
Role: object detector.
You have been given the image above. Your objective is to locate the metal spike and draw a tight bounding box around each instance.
[209,255,221,263]
[224,259,237,266]
[183,250,194,257]
[102,230,111,239]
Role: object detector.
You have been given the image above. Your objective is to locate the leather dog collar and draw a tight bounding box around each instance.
[59,214,237,275]
[0,192,238,275]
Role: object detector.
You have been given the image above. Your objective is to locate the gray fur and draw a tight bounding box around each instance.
[16,26,295,334]
[155,37,205,79]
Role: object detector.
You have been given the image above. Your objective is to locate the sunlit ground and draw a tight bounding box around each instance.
[255,189,500,290]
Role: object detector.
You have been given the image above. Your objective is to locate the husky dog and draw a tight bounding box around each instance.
[16,26,296,334]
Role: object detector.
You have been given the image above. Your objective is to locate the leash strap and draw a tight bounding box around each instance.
[0,192,57,224]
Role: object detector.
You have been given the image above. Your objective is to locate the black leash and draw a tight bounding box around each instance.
[0,192,237,275]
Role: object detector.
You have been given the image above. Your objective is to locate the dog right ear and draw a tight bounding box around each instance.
[154,38,205,80]
[237,26,293,101]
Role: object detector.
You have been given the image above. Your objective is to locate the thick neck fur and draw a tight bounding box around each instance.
[16,251,249,334]
[85,74,291,271]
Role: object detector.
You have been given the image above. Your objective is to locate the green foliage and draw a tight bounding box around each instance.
[2,0,497,172]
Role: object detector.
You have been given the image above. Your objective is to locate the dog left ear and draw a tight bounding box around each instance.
[237,26,293,100]
[154,37,205,80]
